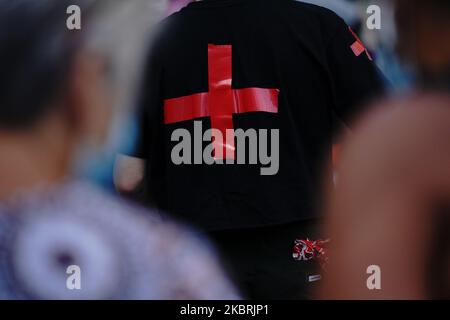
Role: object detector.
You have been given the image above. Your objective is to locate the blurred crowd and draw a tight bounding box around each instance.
[0,0,448,300]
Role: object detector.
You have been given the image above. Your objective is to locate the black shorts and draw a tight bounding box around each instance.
[207,219,324,300]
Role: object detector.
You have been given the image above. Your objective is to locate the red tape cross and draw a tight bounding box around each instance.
[164,44,279,159]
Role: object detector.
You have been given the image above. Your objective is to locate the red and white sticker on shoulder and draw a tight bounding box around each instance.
[348,27,373,61]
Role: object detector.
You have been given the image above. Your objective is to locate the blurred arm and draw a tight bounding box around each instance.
[114,154,145,194]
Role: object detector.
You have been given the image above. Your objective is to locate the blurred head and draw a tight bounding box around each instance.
[0,0,162,197]
[395,0,450,88]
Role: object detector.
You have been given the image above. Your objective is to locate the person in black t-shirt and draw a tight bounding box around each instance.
[117,0,385,299]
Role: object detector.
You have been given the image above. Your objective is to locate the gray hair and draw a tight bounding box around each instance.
[83,0,166,115]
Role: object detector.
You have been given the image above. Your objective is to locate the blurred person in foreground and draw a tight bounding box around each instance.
[319,0,450,299]
[0,0,238,300]
[116,0,385,299]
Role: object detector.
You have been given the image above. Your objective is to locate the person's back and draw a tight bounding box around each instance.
[137,0,384,229]
[132,0,385,298]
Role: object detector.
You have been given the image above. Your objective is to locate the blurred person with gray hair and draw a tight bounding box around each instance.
[0,0,238,300]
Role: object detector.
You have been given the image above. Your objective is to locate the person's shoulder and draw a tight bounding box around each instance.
[289,1,341,17]
[147,8,192,54]
[156,4,194,32]
[288,1,346,28]
[71,182,209,255]
[277,1,346,44]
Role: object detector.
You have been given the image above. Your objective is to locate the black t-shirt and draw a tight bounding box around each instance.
[134,0,385,231]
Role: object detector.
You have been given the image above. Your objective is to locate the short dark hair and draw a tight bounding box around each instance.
[0,0,93,129]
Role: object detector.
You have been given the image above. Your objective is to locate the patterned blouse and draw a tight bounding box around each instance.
[0,181,239,300]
